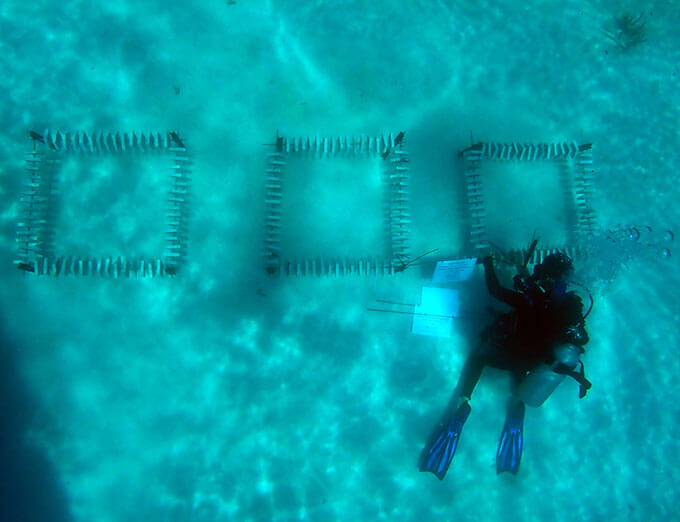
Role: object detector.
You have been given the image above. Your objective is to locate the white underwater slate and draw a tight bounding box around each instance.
[411,287,460,337]
[432,258,478,284]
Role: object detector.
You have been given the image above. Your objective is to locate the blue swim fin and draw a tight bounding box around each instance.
[496,398,525,474]
[418,401,471,480]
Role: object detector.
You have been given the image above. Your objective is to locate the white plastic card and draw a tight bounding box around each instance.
[411,287,460,337]
[432,258,478,284]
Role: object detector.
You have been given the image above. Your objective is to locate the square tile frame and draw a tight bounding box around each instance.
[458,141,596,265]
[263,132,410,276]
[15,130,191,278]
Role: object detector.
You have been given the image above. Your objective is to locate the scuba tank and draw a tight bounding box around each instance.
[515,343,583,407]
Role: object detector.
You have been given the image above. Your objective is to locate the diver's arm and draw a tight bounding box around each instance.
[482,256,524,308]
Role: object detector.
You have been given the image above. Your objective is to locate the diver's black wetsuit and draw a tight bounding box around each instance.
[457,256,587,399]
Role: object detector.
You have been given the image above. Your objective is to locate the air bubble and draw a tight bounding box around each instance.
[662,248,671,258]
[664,230,674,242]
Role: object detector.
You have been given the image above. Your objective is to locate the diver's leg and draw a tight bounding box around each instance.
[453,349,488,403]
[497,368,527,474]
[418,396,472,479]
[496,396,525,474]
[509,368,526,395]
[418,349,486,479]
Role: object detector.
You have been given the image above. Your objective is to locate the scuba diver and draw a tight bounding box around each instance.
[418,251,592,479]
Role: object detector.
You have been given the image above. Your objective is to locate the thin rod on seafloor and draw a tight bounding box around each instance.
[366,308,454,319]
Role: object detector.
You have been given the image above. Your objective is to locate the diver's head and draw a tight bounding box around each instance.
[533,253,573,292]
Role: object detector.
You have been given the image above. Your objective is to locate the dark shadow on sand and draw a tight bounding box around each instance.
[0,311,73,522]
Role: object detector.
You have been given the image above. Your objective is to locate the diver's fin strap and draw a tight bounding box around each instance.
[554,361,592,398]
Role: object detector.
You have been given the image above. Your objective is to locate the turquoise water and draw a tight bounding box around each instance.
[1,1,679,521]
